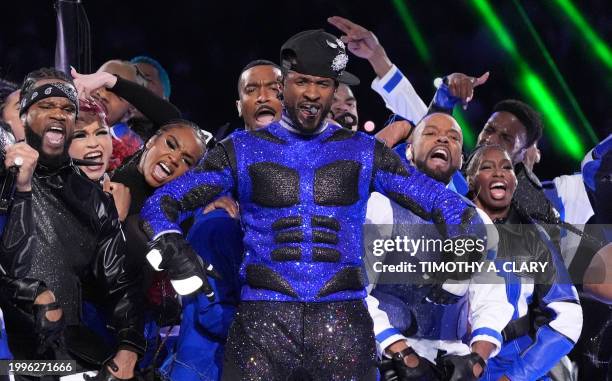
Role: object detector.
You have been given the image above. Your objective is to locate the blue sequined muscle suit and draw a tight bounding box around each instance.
[141,120,480,304]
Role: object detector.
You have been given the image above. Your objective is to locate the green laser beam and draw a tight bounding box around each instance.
[556,0,612,70]
[471,0,585,160]
[520,69,584,159]
[471,0,518,57]
[513,0,598,145]
[390,0,431,63]
[388,0,477,143]
[454,109,476,150]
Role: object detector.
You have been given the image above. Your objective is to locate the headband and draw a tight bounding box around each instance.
[20,82,79,117]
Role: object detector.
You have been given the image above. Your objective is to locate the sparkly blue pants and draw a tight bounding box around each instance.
[221,300,378,381]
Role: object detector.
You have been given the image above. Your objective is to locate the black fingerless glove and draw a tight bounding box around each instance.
[425,284,463,305]
[440,352,486,381]
[33,301,65,356]
[147,233,221,298]
[83,361,137,381]
[391,347,435,381]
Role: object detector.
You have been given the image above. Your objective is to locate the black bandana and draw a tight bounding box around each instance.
[20,82,78,117]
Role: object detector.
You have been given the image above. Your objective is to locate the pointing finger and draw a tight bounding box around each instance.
[328,16,354,33]
[70,66,81,79]
[472,71,490,87]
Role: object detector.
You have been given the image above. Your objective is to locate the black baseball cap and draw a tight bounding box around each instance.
[280,29,360,86]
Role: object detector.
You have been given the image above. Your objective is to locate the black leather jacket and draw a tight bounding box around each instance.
[0,161,145,355]
[496,205,556,284]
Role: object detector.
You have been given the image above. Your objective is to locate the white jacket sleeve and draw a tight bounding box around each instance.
[365,193,394,289]
[468,281,514,357]
[365,196,407,356]
[371,64,428,124]
[467,209,513,357]
[366,294,408,357]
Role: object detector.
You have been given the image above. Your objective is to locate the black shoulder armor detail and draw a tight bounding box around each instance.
[161,195,181,223]
[274,230,305,244]
[312,230,338,245]
[386,191,431,220]
[373,140,410,178]
[249,129,287,145]
[195,144,231,172]
[323,128,355,143]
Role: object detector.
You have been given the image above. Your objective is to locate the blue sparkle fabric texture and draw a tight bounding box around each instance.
[141,119,481,303]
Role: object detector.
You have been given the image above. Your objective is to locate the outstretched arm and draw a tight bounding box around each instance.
[328,16,427,128]
[329,16,490,148]
[141,142,237,297]
[72,68,180,126]
[141,143,236,238]
[370,140,482,232]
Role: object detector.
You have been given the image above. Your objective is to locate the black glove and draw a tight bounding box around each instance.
[83,361,138,381]
[440,353,486,381]
[33,301,65,356]
[424,284,463,305]
[147,233,221,299]
[389,347,437,381]
[380,357,400,381]
[422,231,484,305]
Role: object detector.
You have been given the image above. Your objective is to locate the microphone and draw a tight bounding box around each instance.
[0,127,17,213]
[333,112,358,130]
[72,158,105,166]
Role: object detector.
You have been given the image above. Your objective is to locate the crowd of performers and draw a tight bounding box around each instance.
[0,15,610,381]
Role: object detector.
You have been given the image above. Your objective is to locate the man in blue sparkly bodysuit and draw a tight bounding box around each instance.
[141,29,485,380]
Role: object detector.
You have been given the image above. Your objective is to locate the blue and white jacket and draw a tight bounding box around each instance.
[482,208,582,381]
[365,191,511,363]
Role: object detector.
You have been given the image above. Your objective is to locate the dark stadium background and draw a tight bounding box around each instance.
[1,0,610,179]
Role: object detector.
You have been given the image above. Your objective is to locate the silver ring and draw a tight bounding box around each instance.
[13,156,24,167]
